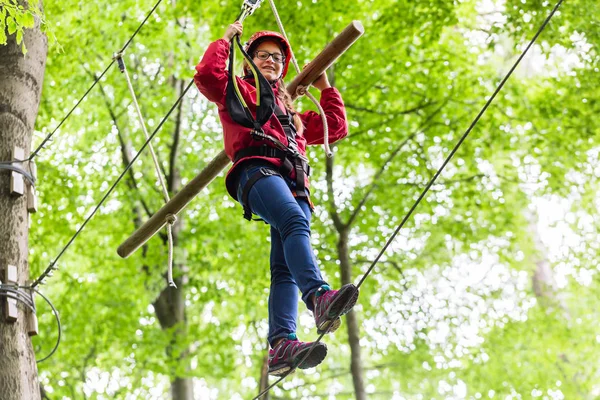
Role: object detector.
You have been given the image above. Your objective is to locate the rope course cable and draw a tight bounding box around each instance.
[0,285,61,363]
[0,285,35,312]
[31,79,196,288]
[115,53,178,288]
[0,161,36,186]
[0,0,166,167]
[252,0,565,398]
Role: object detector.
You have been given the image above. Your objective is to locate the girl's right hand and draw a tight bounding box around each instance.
[223,22,243,41]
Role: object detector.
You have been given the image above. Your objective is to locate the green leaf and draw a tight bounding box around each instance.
[22,11,35,28]
[7,16,17,35]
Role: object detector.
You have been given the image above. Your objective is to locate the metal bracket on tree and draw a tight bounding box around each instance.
[1,264,19,322]
[0,146,38,212]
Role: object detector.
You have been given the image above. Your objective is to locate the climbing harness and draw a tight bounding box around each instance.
[225,0,337,221]
[235,105,311,220]
[226,34,276,134]
[226,30,311,220]
[227,0,277,135]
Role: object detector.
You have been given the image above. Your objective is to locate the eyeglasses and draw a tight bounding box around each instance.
[253,50,285,64]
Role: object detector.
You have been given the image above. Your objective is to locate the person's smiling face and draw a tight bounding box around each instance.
[252,40,284,82]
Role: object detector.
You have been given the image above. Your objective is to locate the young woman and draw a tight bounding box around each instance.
[194,21,359,376]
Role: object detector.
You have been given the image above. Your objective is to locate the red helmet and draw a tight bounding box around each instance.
[244,31,292,79]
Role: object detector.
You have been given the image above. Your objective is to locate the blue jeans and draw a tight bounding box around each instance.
[236,161,328,346]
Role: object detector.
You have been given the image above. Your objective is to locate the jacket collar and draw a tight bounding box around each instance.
[243,74,281,92]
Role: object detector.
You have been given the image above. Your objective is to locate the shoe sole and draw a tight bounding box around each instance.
[268,342,328,376]
[268,364,293,377]
[317,284,359,334]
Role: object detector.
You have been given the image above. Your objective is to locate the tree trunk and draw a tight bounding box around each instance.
[154,271,192,400]
[258,354,270,400]
[0,3,48,400]
[337,230,366,400]
[152,78,193,400]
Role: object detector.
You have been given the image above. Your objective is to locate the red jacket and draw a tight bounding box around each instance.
[194,38,348,199]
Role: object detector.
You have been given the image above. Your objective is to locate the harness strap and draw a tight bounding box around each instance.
[225,36,275,131]
[273,105,307,198]
[237,104,310,221]
[234,145,311,177]
[241,167,282,221]
[274,104,298,150]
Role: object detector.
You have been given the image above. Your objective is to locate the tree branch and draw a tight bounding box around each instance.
[168,79,185,192]
[345,100,436,116]
[81,64,153,218]
[399,173,487,188]
[346,101,447,228]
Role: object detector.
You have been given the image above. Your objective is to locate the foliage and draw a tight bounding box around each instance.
[9,0,600,398]
[0,0,45,52]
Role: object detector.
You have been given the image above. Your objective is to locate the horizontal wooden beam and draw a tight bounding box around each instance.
[117,151,230,258]
[117,21,365,259]
[287,20,364,100]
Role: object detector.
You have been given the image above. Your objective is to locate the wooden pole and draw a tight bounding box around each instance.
[117,150,230,258]
[287,20,364,100]
[117,21,364,259]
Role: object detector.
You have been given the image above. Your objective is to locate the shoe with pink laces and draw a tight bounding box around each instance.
[313,284,359,334]
[268,333,328,376]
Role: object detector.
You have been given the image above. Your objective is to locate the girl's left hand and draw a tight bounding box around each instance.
[312,71,331,91]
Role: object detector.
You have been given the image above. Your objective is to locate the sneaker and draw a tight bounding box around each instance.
[268,333,328,376]
[313,284,359,334]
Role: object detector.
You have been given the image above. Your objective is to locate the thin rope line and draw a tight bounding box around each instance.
[267,0,332,157]
[304,90,331,156]
[28,0,166,160]
[118,55,178,287]
[166,219,177,288]
[31,79,195,288]
[30,287,61,363]
[253,1,564,398]
[356,0,564,290]
[119,56,170,203]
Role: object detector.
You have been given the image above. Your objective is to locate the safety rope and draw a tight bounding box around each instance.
[31,80,196,288]
[115,53,177,288]
[253,0,565,398]
[0,284,61,363]
[267,0,332,158]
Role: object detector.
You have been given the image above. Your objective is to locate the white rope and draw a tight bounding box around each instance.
[268,0,332,157]
[117,53,177,288]
[305,90,331,156]
[166,214,177,287]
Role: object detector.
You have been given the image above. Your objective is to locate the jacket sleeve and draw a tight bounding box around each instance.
[194,39,231,108]
[299,87,348,145]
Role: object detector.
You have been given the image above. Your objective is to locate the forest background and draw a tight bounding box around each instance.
[1,0,599,399]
